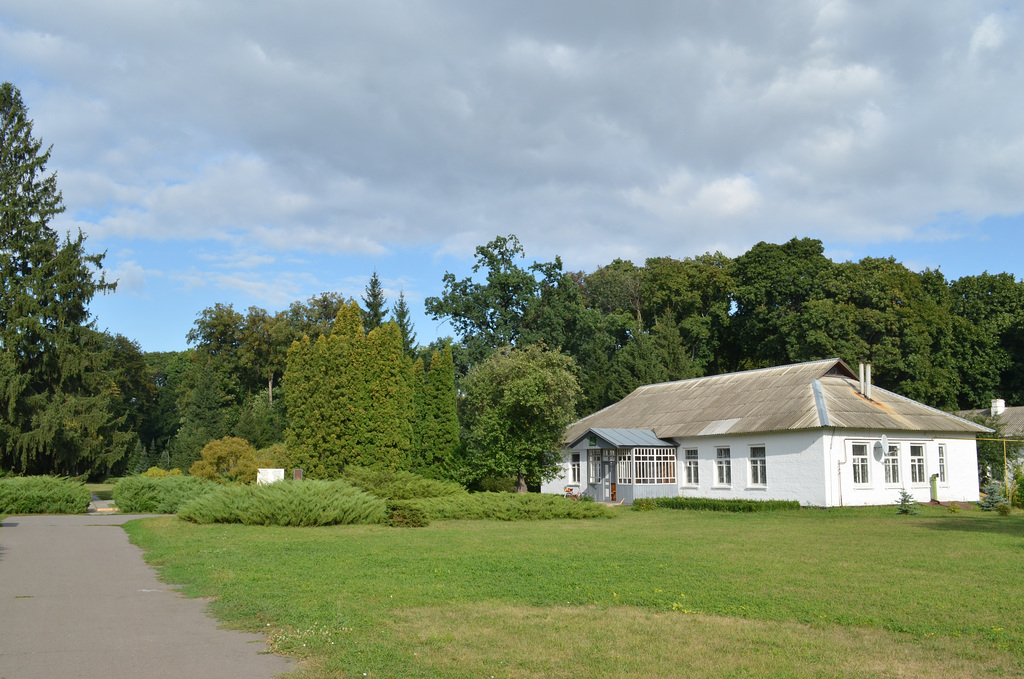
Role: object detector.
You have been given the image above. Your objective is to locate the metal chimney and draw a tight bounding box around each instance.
[865,363,872,401]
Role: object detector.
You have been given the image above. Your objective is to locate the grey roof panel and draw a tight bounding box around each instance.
[565,359,991,443]
[570,427,675,449]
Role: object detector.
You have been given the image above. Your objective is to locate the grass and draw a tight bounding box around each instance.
[124,503,1024,678]
[84,482,115,501]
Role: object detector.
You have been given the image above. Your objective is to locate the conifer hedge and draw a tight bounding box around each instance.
[113,475,216,513]
[176,480,387,526]
[631,497,801,512]
[0,476,92,514]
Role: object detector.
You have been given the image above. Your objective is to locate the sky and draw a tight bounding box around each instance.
[2,1,1023,353]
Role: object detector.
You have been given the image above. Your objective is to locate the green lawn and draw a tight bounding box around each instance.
[84,482,115,501]
[124,504,1024,678]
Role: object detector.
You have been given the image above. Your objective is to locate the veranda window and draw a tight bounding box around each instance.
[633,448,676,484]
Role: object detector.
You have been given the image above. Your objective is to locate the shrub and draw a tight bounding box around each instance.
[113,475,216,513]
[475,476,517,493]
[895,489,919,515]
[397,492,614,521]
[387,500,431,527]
[946,502,961,514]
[176,480,387,526]
[141,467,182,478]
[634,497,801,513]
[979,482,1006,511]
[254,443,293,471]
[0,476,91,514]
[189,437,258,484]
[343,466,466,500]
[995,502,1012,516]
[632,498,657,511]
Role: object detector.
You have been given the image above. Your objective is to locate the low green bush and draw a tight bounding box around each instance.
[141,466,183,478]
[113,475,216,513]
[397,492,614,521]
[637,496,801,513]
[632,498,657,511]
[343,466,466,500]
[176,480,387,526]
[0,476,92,514]
[387,500,431,527]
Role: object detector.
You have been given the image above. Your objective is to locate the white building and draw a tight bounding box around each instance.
[543,359,988,506]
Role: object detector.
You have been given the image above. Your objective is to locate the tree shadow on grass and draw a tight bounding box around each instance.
[916,515,1024,538]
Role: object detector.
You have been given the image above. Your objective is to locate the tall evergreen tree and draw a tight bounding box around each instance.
[390,289,417,357]
[285,302,369,477]
[363,322,414,470]
[166,365,226,470]
[418,343,461,477]
[0,82,119,476]
[361,270,389,332]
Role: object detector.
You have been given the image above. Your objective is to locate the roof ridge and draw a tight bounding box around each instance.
[635,358,846,392]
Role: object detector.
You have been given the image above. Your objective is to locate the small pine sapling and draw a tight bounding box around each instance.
[978,482,1006,511]
[895,489,919,515]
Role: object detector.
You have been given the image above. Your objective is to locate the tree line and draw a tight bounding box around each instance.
[4,79,1022,485]
[426,234,1024,417]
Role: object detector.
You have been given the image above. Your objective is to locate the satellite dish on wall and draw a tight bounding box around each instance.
[873,435,888,461]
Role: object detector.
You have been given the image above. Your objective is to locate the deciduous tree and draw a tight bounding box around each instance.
[461,344,580,492]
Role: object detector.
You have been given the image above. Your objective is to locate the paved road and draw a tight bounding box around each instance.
[0,514,293,679]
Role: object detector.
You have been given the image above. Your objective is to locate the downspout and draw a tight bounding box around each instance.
[834,428,845,507]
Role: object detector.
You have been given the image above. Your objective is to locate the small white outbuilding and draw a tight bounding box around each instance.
[543,359,989,506]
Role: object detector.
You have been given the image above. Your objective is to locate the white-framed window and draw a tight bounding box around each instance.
[884,444,900,484]
[634,448,676,484]
[716,447,731,486]
[938,444,946,483]
[587,449,600,484]
[910,444,926,484]
[749,446,767,486]
[684,449,699,485]
[571,453,580,484]
[617,449,633,483]
[852,443,870,484]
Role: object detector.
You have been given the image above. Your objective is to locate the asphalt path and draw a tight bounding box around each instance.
[0,513,292,679]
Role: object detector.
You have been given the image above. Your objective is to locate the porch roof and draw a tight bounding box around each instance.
[567,427,676,449]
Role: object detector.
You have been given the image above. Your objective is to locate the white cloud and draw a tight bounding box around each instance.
[3,0,1023,350]
[971,14,1006,55]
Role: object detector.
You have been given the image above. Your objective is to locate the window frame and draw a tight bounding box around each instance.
[883,444,900,485]
[633,448,676,484]
[570,453,581,484]
[715,447,732,487]
[937,444,947,484]
[749,446,767,487]
[851,443,870,485]
[909,444,926,485]
[684,449,699,486]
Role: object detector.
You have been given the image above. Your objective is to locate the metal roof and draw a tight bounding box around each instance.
[957,405,1024,437]
[565,359,991,443]
[567,428,675,449]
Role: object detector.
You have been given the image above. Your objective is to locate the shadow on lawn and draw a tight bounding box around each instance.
[917,515,1024,537]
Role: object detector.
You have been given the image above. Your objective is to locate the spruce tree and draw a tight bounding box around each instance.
[0,82,118,475]
[390,289,417,357]
[361,270,388,332]
[166,366,226,470]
